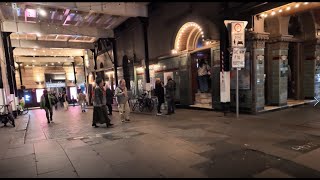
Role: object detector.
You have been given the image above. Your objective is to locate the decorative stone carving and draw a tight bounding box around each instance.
[268,34,294,43]
[303,38,320,46]
[269,41,289,50]
[246,31,270,41]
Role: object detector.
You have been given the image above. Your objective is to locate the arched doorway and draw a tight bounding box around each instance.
[173,22,216,108]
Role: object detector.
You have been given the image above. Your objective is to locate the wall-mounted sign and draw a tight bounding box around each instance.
[281,55,287,61]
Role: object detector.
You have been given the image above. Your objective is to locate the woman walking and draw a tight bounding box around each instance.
[78,91,86,112]
[155,78,165,116]
[92,78,113,128]
[115,79,130,122]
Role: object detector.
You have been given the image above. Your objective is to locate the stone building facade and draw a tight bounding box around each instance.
[92,2,320,114]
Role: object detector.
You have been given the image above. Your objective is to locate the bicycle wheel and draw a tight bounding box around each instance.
[8,114,15,127]
[132,101,138,111]
[148,99,154,112]
[138,102,144,112]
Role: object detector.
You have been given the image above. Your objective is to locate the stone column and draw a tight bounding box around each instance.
[303,39,320,99]
[266,35,293,106]
[246,32,269,113]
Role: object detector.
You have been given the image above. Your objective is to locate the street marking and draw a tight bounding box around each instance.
[314,97,320,106]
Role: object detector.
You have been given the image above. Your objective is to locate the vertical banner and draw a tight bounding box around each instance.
[220,71,230,102]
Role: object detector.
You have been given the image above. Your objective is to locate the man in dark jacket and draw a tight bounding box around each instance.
[40,90,54,123]
[155,78,165,115]
[165,76,176,115]
[105,83,113,115]
[92,78,113,128]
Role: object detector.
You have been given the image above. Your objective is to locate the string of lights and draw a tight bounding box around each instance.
[257,2,311,18]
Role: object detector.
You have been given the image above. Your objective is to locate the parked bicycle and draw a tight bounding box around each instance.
[132,92,155,112]
[0,101,15,127]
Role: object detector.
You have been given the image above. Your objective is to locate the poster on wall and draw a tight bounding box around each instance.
[138,79,144,95]
[230,52,251,90]
[220,71,230,102]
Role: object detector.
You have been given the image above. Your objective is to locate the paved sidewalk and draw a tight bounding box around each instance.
[0,104,320,178]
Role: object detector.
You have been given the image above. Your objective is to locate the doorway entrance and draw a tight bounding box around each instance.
[190,48,212,108]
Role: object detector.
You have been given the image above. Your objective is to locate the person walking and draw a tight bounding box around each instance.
[63,92,69,110]
[165,75,176,115]
[53,92,58,110]
[59,93,64,108]
[155,78,165,116]
[92,78,113,128]
[40,89,54,124]
[77,91,86,112]
[105,83,113,115]
[115,79,130,122]
[71,96,76,107]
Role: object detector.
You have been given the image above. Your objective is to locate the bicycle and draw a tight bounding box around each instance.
[132,92,155,112]
[0,101,15,127]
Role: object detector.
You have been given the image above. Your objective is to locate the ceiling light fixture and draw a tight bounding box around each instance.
[38,8,47,17]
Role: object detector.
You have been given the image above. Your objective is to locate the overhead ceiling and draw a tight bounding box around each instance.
[10,33,96,43]
[0,2,147,30]
[0,2,148,63]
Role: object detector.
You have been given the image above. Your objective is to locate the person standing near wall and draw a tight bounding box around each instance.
[155,78,165,116]
[40,89,54,124]
[105,83,113,115]
[198,59,210,93]
[165,76,176,115]
[63,91,69,110]
[115,79,130,122]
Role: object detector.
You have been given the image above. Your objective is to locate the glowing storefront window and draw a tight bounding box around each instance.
[70,87,78,100]
[36,89,44,103]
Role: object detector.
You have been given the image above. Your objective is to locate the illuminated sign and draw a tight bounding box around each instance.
[24,94,31,102]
